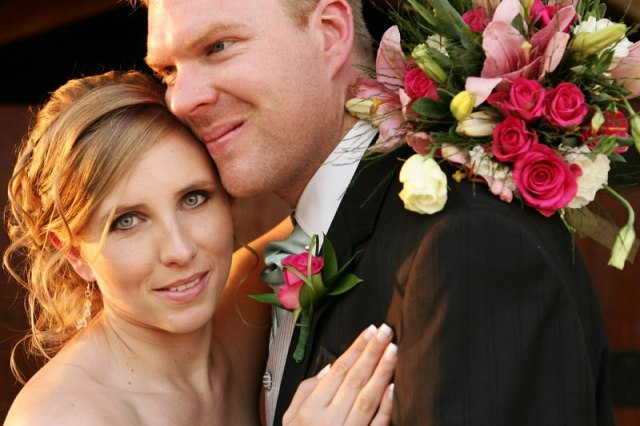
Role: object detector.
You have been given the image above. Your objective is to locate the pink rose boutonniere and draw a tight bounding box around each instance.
[252,235,362,362]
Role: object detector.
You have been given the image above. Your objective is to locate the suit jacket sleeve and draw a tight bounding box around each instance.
[390,203,613,426]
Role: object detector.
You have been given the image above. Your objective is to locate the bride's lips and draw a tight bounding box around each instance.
[201,121,244,156]
[154,272,208,303]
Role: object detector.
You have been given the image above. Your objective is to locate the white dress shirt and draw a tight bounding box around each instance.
[295,120,378,241]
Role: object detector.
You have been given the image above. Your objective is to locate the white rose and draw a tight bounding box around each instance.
[560,145,610,208]
[399,155,448,214]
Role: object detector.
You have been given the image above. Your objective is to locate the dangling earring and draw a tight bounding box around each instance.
[76,282,93,329]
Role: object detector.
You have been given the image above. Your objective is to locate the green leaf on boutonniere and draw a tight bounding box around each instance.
[328,273,364,296]
[249,293,282,307]
[323,249,363,290]
[322,236,338,278]
[299,280,314,313]
[293,314,312,363]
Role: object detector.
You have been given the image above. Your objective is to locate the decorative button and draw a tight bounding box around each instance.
[263,371,273,391]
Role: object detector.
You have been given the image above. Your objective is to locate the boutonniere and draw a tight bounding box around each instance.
[251,235,362,362]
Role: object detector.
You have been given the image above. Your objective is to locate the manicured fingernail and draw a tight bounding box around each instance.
[363,324,377,341]
[386,383,395,400]
[377,323,392,342]
[317,364,331,379]
[384,343,397,361]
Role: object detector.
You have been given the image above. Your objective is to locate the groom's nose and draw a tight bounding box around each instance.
[166,65,220,121]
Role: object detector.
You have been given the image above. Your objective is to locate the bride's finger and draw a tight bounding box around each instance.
[369,383,394,426]
[284,324,377,423]
[304,324,380,408]
[343,343,396,425]
[318,324,394,414]
[282,375,321,425]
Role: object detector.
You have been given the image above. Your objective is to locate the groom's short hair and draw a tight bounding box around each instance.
[131,0,373,60]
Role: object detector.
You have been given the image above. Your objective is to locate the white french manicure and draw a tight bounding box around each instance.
[317,364,331,379]
[377,323,392,342]
[384,343,397,361]
[363,324,377,341]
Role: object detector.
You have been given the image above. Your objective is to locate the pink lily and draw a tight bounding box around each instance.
[610,41,640,99]
[469,0,574,102]
[351,26,409,152]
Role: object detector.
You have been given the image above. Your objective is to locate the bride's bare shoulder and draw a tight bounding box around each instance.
[5,359,135,425]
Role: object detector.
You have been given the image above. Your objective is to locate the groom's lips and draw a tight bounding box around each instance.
[201,121,244,156]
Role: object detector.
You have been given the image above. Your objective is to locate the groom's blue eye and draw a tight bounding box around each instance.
[207,41,231,55]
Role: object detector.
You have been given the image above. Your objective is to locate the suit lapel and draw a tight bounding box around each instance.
[274,145,407,422]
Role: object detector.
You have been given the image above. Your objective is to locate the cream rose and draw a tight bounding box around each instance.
[399,155,448,214]
[560,145,610,208]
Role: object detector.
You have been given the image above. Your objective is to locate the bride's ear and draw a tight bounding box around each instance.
[313,0,355,77]
[63,247,96,283]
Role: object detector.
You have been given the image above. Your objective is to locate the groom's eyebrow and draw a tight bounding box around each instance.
[145,22,243,68]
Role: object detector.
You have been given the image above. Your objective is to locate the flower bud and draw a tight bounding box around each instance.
[450,91,476,122]
[411,44,447,85]
[522,0,535,15]
[571,23,627,56]
[608,222,636,270]
[456,110,499,137]
[591,108,605,132]
[345,98,377,120]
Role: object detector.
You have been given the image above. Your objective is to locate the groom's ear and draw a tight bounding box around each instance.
[312,0,355,77]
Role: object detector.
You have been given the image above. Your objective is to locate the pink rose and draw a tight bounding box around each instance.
[582,110,630,154]
[492,116,538,162]
[544,83,589,128]
[463,7,490,32]
[403,63,439,101]
[487,90,509,112]
[502,78,546,122]
[278,253,324,309]
[513,144,581,217]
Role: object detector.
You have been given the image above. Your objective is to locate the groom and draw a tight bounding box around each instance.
[140,0,613,424]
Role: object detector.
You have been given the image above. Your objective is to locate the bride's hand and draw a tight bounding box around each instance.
[283,324,396,425]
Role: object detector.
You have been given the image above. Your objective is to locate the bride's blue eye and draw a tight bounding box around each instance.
[182,191,208,209]
[111,213,139,231]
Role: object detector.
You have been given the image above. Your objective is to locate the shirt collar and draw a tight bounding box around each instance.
[295,120,377,243]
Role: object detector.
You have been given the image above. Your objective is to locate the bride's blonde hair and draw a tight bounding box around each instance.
[4,70,190,382]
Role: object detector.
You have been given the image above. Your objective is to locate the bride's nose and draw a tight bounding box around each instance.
[159,219,197,266]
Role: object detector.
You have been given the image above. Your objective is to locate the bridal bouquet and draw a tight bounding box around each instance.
[346,0,639,269]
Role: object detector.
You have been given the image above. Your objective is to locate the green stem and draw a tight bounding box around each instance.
[604,185,635,225]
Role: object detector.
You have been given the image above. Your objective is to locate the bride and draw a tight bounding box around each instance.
[4,70,395,425]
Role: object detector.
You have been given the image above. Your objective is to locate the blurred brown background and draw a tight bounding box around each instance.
[1,0,639,423]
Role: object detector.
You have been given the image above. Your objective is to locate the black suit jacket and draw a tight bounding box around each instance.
[274,147,613,425]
